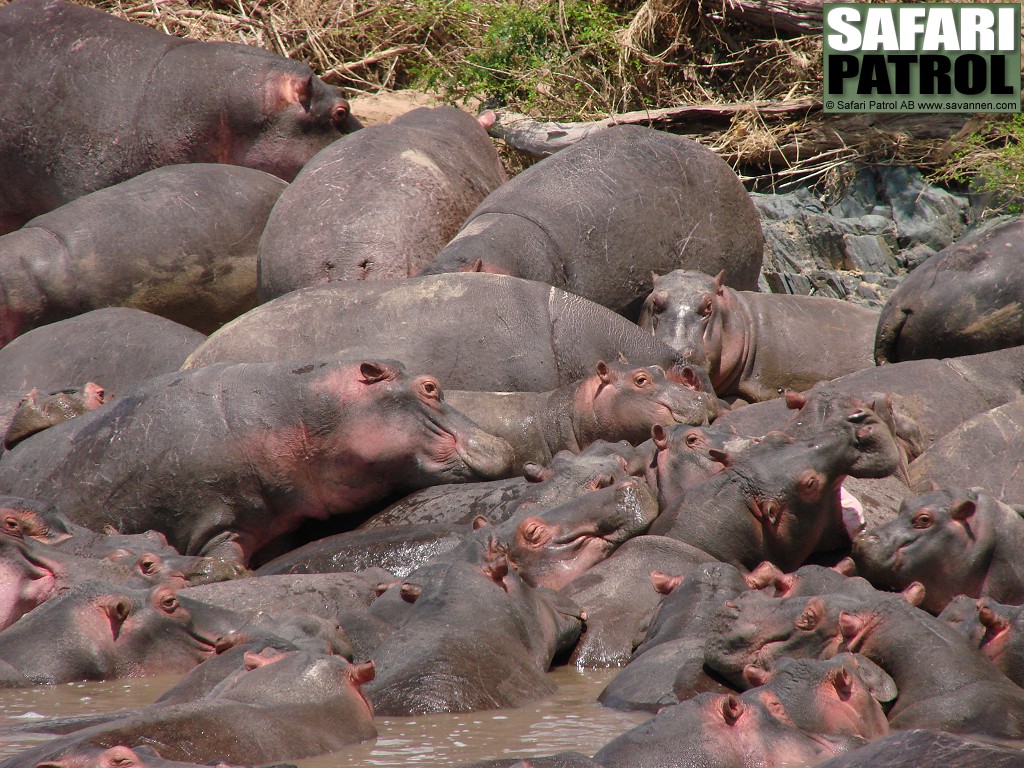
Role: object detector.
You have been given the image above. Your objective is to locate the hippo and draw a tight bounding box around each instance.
[598,562,748,712]
[647,423,754,510]
[706,589,1024,738]
[419,125,764,318]
[715,344,1024,456]
[258,106,506,299]
[813,728,1024,768]
[0,359,514,565]
[0,0,360,234]
[446,361,717,471]
[852,488,1024,613]
[650,406,903,571]
[0,164,285,345]
[939,597,1024,688]
[182,274,697,392]
[908,398,1024,505]
[0,581,239,687]
[638,270,879,403]
[593,690,843,768]
[13,745,256,768]
[563,535,717,668]
[359,440,646,529]
[363,555,584,715]
[0,309,205,396]
[0,649,377,766]
[875,218,1024,364]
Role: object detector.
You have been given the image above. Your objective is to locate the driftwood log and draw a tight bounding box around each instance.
[716,0,824,35]
[486,102,978,176]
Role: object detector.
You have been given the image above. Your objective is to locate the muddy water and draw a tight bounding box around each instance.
[0,667,649,766]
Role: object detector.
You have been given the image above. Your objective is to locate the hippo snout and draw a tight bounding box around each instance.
[456,429,516,480]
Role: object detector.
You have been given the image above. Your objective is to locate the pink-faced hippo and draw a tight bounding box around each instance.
[258,106,506,299]
[875,218,1024,364]
[0,0,359,234]
[852,488,1024,613]
[0,359,514,565]
[420,125,764,319]
[638,270,878,403]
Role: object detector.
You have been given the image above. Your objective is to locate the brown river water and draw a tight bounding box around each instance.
[0,667,648,767]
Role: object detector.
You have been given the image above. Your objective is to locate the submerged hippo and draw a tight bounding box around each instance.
[0,359,514,564]
[639,270,878,403]
[0,0,360,234]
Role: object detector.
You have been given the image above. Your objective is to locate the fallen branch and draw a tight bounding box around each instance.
[715,0,824,35]
[487,98,817,156]
[486,102,975,175]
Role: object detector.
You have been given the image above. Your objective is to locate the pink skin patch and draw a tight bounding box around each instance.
[840,485,866,539]
[0,555,56,630]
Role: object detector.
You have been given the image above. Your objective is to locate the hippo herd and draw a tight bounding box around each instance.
[2,1,1024,767]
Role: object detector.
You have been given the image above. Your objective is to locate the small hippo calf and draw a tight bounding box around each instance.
[639,270,878,403]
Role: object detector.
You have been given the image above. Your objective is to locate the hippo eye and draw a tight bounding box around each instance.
[796,607,820,630]
[420,380,441,400]
[633,373,650,387]
[912,512,933,529]
[159,594,179,612]
[138,557,158,574]
[685,432,700,447]
[3,517,19,532]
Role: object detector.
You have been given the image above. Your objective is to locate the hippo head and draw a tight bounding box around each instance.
[307,360,515,489]
[638,270,725,369]
[596,690,844,768]
[580,361,718,445]
[706,592,849,688]
[0,496,72,546]
[199,49,361,182]
[852,488,997,613]
[652,423,752,508]
[218,648,377,734]
[743,653,894,744]
[506,478,658,590]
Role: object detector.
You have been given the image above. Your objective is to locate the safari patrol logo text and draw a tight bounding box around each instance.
[823,3,1021,113]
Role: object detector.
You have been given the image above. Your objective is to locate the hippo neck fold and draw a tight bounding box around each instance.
[713,288,754,399]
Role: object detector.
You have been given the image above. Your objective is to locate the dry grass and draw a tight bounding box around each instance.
[15,0,1018,192]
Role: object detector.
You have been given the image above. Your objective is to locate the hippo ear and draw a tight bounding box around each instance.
[650,571,684,594]
[827,666,854,700]
[522,462,553,483]
[742,664,774,688]
[832,557,858,577]
[347,660,376,686]
[839,611,868,651]
[483,554,510,591]
[399,582,422,603]
[744,561,784,591]
[652,424,669,450]
[458,258,484,273]
[978,601,1011,637]
[841,653,898,703]
[752,498,782,528]
[721,694,745,725]
[358,362,396,384]
[950,498,977,522]
[472,515,490,530]
[596,360,612,383]
[784,390,807,410]
[712,270,726,294]
[374,580,400,597]
[901,582,926,606]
